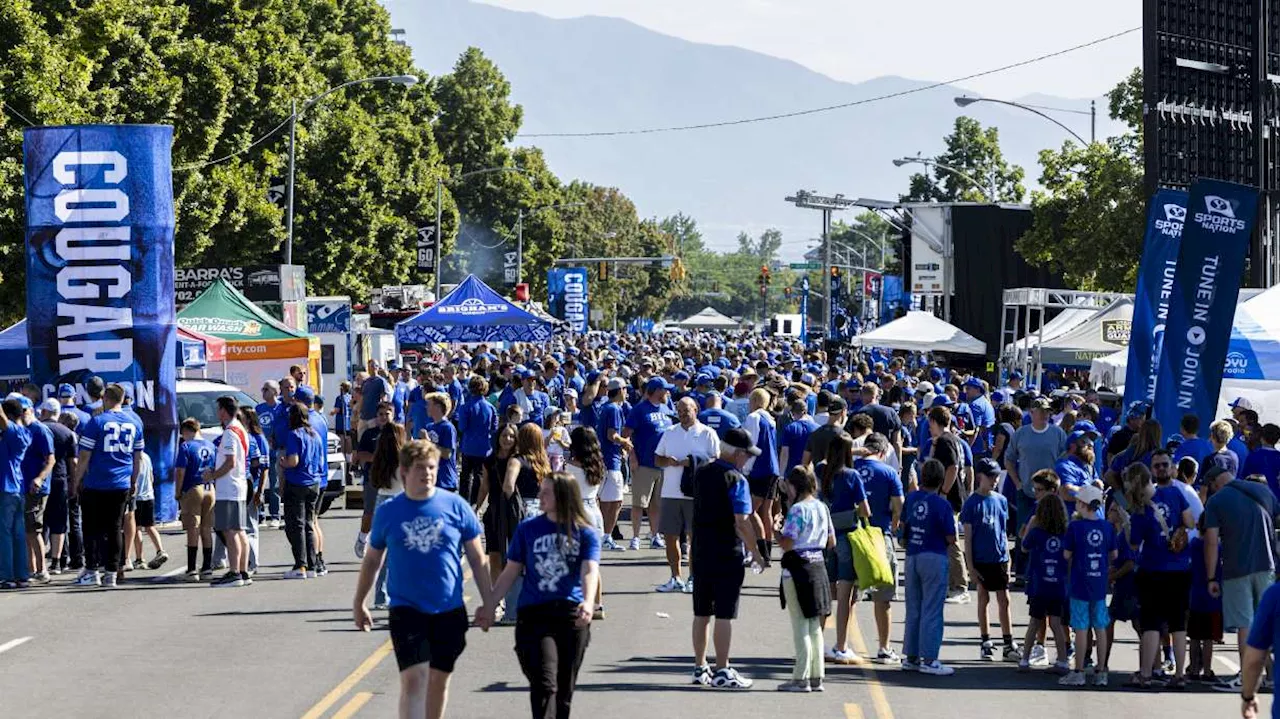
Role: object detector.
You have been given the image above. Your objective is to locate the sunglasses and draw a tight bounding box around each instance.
[1151,462,1172,469]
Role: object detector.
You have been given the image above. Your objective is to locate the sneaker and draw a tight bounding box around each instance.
[1200,670,1219,685]
[876,647,902,665]
[146,552,168,570]
[629,537,641,551]
[684,577,695,594]
[48,566,62,576]
[650,536,666,550]
[944,589,971,604]
[826,647,862,665]
[1161,656,1176,675]
[199,568,214,580]
[1052,660,1071,675]
[1058,671,1086,687]
[241,574,253,586]
[1003,644,1022,662]
[73,570,101,587]
[100,572,117,588]
[131,559,145,571]
[918,660,955,676]
[711,667,753,690]
[354,537,367,559]
[776,680,810,693]
[0,581,15,590]
[185,569,201,582]
[808,678,825,692]
[602,537,626,552]
[214,559,229,570]
[211,571,244,588]
[1093,671,1109,687]
[692,664,712,686]
[1029,643,1048,667]
[316,561,329,577]
[593,607,606,621]
[1017,658,1031,672]
[1214,673,1244,692]
[283,567,308,580]
[681,541,689,557]
[900,657,920,672]
[980,640,996,661]
[30,571,50,585]
[373,602,388,610]
[656,577,685,593]
[14,580,29,589]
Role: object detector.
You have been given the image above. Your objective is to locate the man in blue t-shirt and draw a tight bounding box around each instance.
[597,378,633,552]
[255,380,284,525]
[19,400,55,583]
[1243,582,1280,718]
[697,393,741,440]
[407,367,431,439]
[457,375,496,507]
[423,393,459,492]
[963,378,996,458]
[359,369,390,433]
[778,399,817,476]
[71,384,143,587]
[0,396,32,588]
[354,440,494,716]
[1055,428,1102,517]
[855,433,905,662]
[624,377,675,550]
[961,458,1015,661]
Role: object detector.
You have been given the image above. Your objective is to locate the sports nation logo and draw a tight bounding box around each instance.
[1194,194,1248,233]
[1154,203,1185,238]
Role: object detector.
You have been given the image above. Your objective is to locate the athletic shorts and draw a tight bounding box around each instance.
[1188,609,1224,642]
[631,466,662,508]
[389,605,469,672]
[868,532,898,602]
[1028,595,1068,621]
[1070,598,1110,630]
[599,470,624,503]
[134,499,156,528]
[692,559,746,620]
[1223,571,1275,632]
[974,561,1009,592]
[1138,570,1190,633]
[214,499,246,532]
[658,498,694,536]
[747,474,780,501]
[24,494,47,533]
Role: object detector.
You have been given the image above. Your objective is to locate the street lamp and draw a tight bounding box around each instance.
[433,166,529,299]
[892,155,995,202]
[954,95,1092,144]
[517,202,587,285]
[285,74,418,265]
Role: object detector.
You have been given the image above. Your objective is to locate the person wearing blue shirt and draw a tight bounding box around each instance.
[0,397,31,588]
[255,381,285,525]
[1173,414,1214,466]
[1244,424,1280,502]
[855,434,905,662]
[407,371,430,439]
[1062,484,1118,686]
[963,378,996,458]
[742,388,781,552]
[354,440,493,719]
[176,418,217,579]
[1243,582,1280,718]
[697,393,741,440]
[484,472,601,716]
[596,379,633,552]
[624,378,675,551]
[961,458,1015,661]
[20,403,55,583]
[902,457,958,676]
[71,385,143,588]
[442,364,466,418]
[391,368,413,424]
[778,400,817,476]
[423,393,459,493]
[457,376,496,507]
[359,370,390,434]
[281,403,326,578]
[1020,493,1071,672]
[1055,429,1102,518]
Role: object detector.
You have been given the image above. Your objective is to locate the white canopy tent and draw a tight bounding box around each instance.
[1002,306,1097,359]
[674,307,743,330]
[854,311,987,355]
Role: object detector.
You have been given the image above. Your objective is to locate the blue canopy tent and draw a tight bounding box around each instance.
[396,274,555,345]
[0,320,30,380]
[1223,284,1280,380]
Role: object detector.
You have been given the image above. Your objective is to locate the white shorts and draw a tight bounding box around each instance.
[599,470,624,503]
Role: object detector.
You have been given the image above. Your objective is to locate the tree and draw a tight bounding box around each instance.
[1018,69,1145,290]
[902,117,1026,203]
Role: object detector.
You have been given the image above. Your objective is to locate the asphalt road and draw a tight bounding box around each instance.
[0,508,1260,718]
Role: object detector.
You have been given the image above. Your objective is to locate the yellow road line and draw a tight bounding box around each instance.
[846,614,895,719]
[844,704,865,719]
[300,641,393,719]
[332,692,373,719]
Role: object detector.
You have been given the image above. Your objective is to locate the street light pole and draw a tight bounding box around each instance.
[893,155,995,202]
[283,74,418,267]
[953,95,1090,145]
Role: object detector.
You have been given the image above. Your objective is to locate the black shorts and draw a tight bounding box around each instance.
[1188,610,1224,642]
[692,559,745,620]
[974,562,1009,592]
[747,475,779,501]
[1028,595,1068,621]
[134,500,155,528]
[388,605,469,673]
[1138,570,1190,633]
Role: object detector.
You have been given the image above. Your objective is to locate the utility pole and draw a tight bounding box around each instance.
[785,191,857,342]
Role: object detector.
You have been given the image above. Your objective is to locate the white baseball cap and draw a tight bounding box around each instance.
[1231,397,1254,411]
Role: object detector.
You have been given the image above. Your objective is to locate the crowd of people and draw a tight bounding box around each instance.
[5,330,1280,718]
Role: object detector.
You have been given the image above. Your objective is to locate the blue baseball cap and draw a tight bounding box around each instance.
[644,377,674,394]
[844,379,861,390]
[585,370,602,384]
[673,370,690,381]
[57,383,76,398]
[1072,420,1100,438]
[1009,370,1024,380]
[930,395,953,408]
[4,393,32,411]
[1067,430,1094,447]
[991,390,1008,404]
[930,368,945,382]
[963,377,985,392]
[292,385,316,406]
[1126,401,1149,417]
[695,374,713,387]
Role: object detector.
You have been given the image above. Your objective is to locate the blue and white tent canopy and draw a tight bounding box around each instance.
[395,274,555,345]
[0,320,30,379]
[1224,284,1280,381]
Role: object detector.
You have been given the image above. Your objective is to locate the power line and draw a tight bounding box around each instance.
[1,102,35,127]
[520,27,1139,138]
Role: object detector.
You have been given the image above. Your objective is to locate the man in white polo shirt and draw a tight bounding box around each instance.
[206,396,249,589]
[654,397,720,593]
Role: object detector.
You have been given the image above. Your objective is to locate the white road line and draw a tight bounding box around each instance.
[0,637,33,655]
[1215,654,1241,673]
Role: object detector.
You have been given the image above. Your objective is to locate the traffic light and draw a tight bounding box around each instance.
[759,264,771,285]
[598,261,609,281]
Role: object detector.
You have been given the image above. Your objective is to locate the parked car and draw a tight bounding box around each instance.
[176,379,347,513]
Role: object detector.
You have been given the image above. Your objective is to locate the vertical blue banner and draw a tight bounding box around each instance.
[1152,179,1258,437]
[547,267,589,333]
[24,125,178,521]
[830,272,843,338]
[1122,188,1188,406]
[799,275,810,345]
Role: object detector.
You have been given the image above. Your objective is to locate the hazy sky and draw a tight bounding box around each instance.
[475,0,1142,100]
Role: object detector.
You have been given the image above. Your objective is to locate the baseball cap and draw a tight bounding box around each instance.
[1075,484,1105,507]
[1126,400,1149,417]
[673,370,690,381]
[916,381,935,395]
[38,399,60,416]
[991,390,1008,405]
[1009,370,1024,380]
[1231,397,1254,411]
[929,368,945,382]
[1072,420,1100,438]
[606,377,627,392]
[1204,464,1234,485]
[800,373,816,386]
[563,388,578,399]
[4,393,32,411]
[695,374,713,387]
[645,377,674,394]
[930,395,953,408]
[722,428,762,456]
[975,457,1004,477]
[585,370,602,384]
[963,377,985,392]
[1067,430,1093,447]
[292,385,316,406]
[57,383,76,398]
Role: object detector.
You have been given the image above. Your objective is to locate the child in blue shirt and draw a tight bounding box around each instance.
[1187,517,1223,683]
[960,458,1015,661]
[1061,485,1117,687]
[1104,502,1138,672]
[1019,493,1071,672]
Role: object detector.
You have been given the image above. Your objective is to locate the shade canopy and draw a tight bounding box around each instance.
[0,320,29,379]
[854,311,987,355]
[1035,298,1133,367]
[395,274,555,345]
[674,306,742,330]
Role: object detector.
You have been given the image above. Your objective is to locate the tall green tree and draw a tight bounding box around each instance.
[902,116,1026,203]
[1017,69,1144,290]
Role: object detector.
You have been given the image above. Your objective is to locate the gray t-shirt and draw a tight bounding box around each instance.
[1204,479,1279,580]
[1005,423,1066,498]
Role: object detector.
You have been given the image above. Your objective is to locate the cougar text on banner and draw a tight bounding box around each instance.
[24,125,179,521]
[1121,188,1188,409]
[548,267,589,333]
[799,275,810,345]
[1152,179,1258,438]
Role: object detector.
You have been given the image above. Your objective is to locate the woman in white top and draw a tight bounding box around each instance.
[368,422,406,609]
[778,465,836,693]
[565,425,607,620]
[544,409,572,472]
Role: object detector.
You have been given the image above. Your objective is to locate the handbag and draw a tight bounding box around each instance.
[847,519,894,590]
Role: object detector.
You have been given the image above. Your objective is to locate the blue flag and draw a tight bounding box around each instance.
[1122,188,1187,408]
[24,125,179,521]
[799,275,810,345]
[547,267,590,334]
[1152,179,1258,437]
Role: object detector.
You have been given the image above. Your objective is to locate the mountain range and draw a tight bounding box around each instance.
[387,0,1130,258]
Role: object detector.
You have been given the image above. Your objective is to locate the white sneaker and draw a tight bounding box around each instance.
[711,666,753,690]
[354,537,367,559]
[73,570,101,587]
[944,589,971,604]
[876,647,902,665]
[629,537,641,551]
[283,567,309,580]
[684,577,695,594]
[1029,643,1048,666]
[656,577,685,593]
[1058,671,1086,687]
[692,664,712,686]
[918,660,955,676]
[826,647,862,665]
[602,537,626,552]
[650,536,666,549]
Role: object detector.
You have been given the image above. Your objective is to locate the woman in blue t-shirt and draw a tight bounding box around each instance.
[820,433,870,665]
[483,472,601,719]
[901,458,957,676]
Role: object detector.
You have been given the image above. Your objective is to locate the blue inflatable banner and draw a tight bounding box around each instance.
[547,267,589,333]
[1122,188,1187,408]
[1152,179,1258,437]
[799,275,810,345]
[830,272,843,338]
[24,125,178,521]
